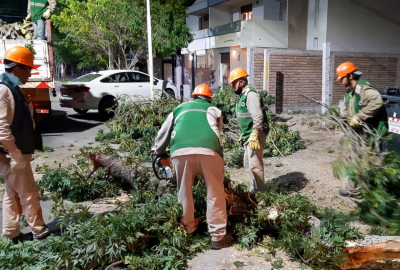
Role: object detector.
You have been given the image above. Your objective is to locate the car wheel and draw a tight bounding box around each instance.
[162,88,175,99]
[73,108,89,114]
[98,96,118,116]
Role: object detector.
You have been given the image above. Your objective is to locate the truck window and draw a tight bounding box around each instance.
[71,74,102,82]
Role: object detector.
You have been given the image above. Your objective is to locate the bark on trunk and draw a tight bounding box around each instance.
[342,236,400,269]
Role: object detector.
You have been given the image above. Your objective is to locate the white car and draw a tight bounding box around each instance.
[59,70,178,115]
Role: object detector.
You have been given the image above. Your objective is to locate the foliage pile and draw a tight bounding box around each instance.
[96,86,305,167]
[312,100,400,234]
[0,167,360,269]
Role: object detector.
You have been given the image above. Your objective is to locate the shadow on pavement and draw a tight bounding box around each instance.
[40,110,107,134]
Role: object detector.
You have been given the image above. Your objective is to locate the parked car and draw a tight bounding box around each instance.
[59,70,178,115]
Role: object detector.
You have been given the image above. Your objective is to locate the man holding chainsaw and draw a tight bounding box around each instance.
[229,68,269,193]
[152,84,231,250]
[337,62,388,199]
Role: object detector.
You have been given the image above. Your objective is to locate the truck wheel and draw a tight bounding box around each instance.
[73,109,89,114]
[98,96,118,116]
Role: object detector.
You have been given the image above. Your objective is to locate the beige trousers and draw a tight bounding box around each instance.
[244,131,267,193]
[172,154,227,241]
[0,154,46,238]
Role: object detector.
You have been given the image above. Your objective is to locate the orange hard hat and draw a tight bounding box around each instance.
[4,46,35,69]
[229,68,249,85]
[336,62,362,81]
[192,84,213,98]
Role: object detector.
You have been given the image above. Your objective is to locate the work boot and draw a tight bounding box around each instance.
[210,233,233,250]
[338,189,363,200]
[33,225,50,240]
[11,232,33,244]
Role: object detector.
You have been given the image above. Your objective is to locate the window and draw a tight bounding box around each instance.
[100,73,130,83]
[71,73,102,82]
[241,4,252,21]
[196,55,206,69]
[127,72,150,82]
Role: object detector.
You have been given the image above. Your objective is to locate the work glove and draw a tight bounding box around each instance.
[347,115,361,128]
[25,14,31,22]
[43,9,52,19]
[246,132,260,151]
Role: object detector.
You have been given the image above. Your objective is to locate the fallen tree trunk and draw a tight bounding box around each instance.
[342,236,400,269]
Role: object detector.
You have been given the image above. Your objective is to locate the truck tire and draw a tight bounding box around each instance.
[73,108,89,114]
[98,96,118,116]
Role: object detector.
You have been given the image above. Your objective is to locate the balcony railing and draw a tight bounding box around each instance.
[191,29,209,40]
[208,21,241,37]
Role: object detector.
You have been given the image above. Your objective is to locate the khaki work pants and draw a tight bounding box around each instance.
[244,132,267,193]
[0,154,46,238]
[172,154,227,241]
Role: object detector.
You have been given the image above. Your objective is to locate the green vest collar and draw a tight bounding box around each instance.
[0,73,23,89]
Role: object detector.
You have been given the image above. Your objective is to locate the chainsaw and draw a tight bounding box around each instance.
[152,153,174,180]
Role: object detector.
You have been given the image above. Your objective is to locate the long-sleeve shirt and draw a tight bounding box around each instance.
[27,0,57,17]
[245,87,265,134]
[0,85,35,153]
[340,82,384,122]
[152,106,223,158]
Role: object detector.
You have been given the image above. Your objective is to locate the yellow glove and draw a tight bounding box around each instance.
[43,9,52,19]
[246,132,260,151]
[347,115,361,128]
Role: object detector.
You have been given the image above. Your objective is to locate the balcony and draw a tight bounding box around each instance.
[187,0,208,15]
[208,0,228,6]
[208,21,241,37]
[191,29,209,40]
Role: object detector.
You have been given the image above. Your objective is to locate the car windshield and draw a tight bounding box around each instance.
[71,74,102,82]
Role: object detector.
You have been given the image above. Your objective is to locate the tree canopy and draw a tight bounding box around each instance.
[52,0,193,69]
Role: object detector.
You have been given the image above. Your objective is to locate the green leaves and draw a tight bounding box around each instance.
[52,0,193,69]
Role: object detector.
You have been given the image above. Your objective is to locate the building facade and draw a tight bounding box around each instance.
[179,0,400,112]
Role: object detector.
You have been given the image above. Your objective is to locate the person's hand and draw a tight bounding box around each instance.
[43,9,51,19]
[25,14,31,21]
[246,132,260,151]
[347,116,361,128]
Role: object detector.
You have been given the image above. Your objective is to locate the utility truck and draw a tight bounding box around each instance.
[0,1,55,119]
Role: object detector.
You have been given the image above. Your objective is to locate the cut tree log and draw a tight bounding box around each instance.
[342,236,400,269]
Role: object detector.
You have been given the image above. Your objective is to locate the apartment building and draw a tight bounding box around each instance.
[180,0,400,112]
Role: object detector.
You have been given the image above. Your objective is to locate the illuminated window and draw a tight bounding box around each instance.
[241,4,253,21]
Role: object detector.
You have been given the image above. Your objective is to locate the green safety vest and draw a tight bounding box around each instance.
[344,79,388,136]
[30,0,48,22]
[170,99,223,158]
[235,87,269,142]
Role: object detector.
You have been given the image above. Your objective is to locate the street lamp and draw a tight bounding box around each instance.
[146,0,154,100]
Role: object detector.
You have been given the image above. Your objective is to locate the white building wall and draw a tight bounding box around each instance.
[210,5,232,28]
[306,0,328,50]
[326,0,400,53]
[186,15,200,31]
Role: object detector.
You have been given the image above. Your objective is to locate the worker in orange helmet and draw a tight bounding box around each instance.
[229,68,269,193]
[152,84,232,249]
[336,62,388,199]
[0,46,49,243]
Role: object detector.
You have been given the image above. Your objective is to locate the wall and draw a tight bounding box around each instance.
[186,15,200,31]
[326,0,400,53]
[288,0,308,50]
[269,52,323,111]
[263,0,280,21]
[230,47,248,72]
[210,5,232,28]
[212,19,288,48]
[253,52,264,91]
[306,0,328,50]
[332,54,399,104]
